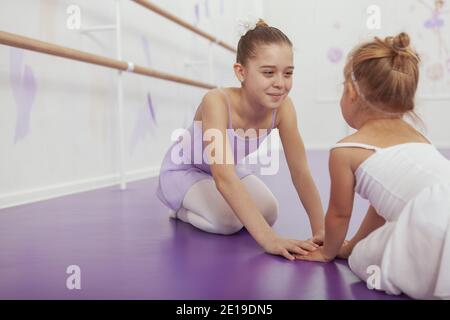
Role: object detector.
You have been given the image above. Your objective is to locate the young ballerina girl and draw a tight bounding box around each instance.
[157,19,325,261]
[297,32,450,299]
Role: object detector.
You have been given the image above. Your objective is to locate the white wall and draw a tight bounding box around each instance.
[264,0,450,148]
[0,0,264,208]
[1,0,449,208]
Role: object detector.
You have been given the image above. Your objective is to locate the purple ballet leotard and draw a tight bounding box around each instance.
[156,89,277,211]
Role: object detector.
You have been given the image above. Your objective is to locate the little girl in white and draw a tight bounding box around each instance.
[298,32,450,299]
[157,20,325,260]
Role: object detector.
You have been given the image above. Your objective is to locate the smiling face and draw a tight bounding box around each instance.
[234,43,294,110]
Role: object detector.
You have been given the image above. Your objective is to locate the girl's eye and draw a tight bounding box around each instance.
[262,71,293,77]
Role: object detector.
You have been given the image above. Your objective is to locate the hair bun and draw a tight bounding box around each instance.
[256,19,268,28]
[393,32,410,51]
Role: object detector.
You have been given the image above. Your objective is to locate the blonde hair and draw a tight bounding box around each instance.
[236,19,293,65]
[344,32,420,115]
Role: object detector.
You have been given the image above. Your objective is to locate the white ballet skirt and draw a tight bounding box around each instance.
[331,142,450,299]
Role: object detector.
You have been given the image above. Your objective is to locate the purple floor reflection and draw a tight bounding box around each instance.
[2,149,448,299]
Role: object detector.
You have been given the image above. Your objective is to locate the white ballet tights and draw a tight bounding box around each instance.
[173,175,278,235]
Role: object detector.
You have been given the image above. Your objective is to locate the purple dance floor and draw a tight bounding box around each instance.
[1,149,449,300]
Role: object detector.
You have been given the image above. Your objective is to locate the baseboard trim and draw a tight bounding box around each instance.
[0,166,160,210]
[2,144,449,210]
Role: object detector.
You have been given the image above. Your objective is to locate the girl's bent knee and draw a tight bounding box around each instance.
[262,196,279,226]
[215,220,243,235]
[212,214,243,235]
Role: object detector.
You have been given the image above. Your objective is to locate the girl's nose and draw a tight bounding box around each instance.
[272,74,283,88]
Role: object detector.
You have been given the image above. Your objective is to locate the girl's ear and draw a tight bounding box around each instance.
[346,82,358,103]
[233,63,245,83]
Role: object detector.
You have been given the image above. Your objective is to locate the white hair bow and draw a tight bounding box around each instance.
[236,15,259,37]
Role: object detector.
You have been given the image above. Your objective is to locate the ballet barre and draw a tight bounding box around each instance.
[131,0,236,53]
[0,30,215,90]
[0,0,234,192]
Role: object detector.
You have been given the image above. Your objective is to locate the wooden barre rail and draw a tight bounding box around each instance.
[0,30,216,90]
[132,0,237,53]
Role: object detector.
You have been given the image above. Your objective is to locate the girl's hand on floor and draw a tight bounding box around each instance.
[263,237,318,261]
[294,247,333,263]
